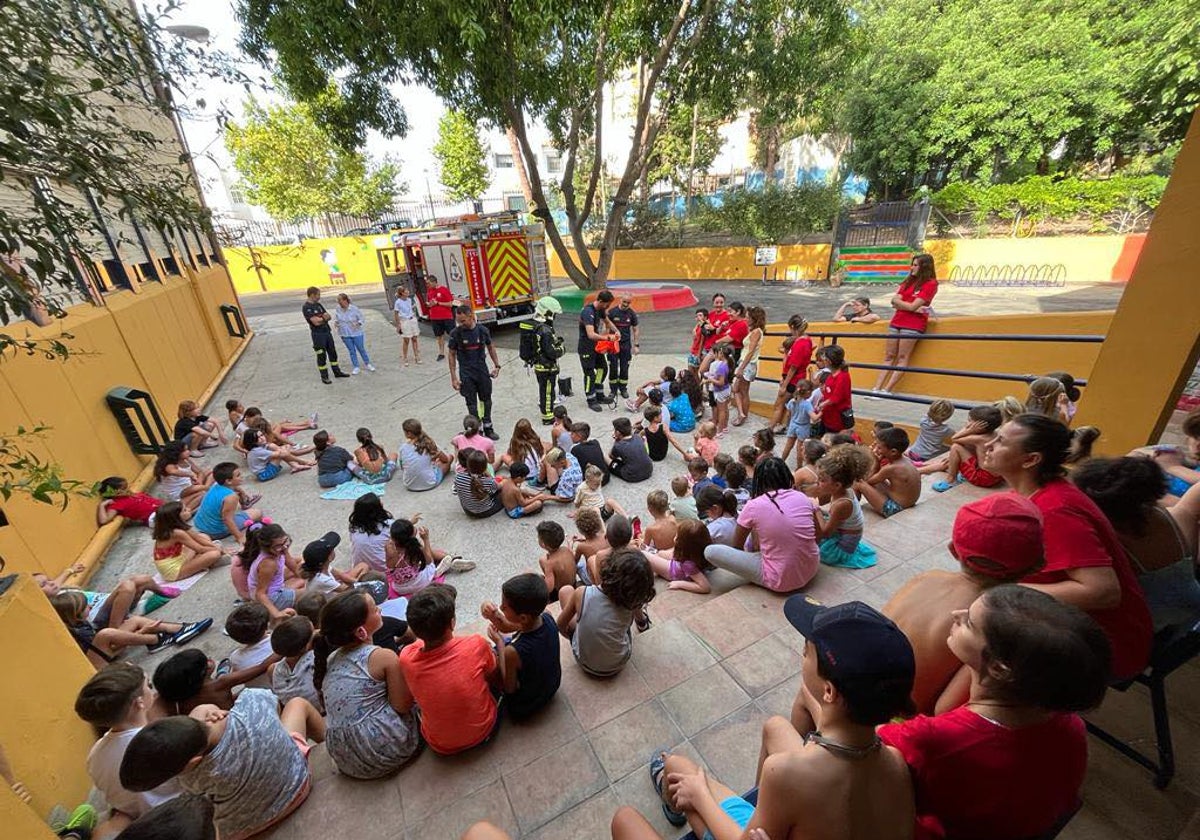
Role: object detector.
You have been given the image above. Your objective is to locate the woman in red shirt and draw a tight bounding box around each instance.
[768,315,813,432]
[818,345,853,433]
[873,253,939,394]
[980,413,1153,680]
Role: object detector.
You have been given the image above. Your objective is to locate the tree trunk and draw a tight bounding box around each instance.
[762,123,780,183]
[506,126,534,207]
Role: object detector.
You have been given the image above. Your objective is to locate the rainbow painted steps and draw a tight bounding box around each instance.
[839,245,914,283]
[550,281,699,313]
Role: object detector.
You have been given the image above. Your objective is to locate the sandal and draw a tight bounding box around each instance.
[650,753,687,827]
[731,415,746,427]
[933,476,964,493]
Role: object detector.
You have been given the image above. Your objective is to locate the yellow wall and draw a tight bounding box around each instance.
[0,264,249,578]
[0,576,100,833]
[756,311,1112,406]
[225,234,388,295]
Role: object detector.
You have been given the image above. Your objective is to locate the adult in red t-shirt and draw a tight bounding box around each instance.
[818,345,853,433]
[769,315,814,432]
[703,292,731,351]
[873,253,939,394]
[423,275,458,361]
[879,584,1109,840]
[981,414,1153,679]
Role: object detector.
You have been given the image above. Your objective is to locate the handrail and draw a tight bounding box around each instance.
[757,355,1088,387]
[764,329,1104,343]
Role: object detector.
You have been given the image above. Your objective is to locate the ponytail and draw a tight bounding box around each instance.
[311,590,372,696]
[467,449,490,500]
[357,427,383,462]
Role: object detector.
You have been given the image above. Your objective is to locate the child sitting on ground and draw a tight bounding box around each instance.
[645,518,714,594]
[813,445,878,569]
[779,380,816,466]
[500,418,545,475]
[570,508,608,572]
[225,603,275,681]
[856,427,923,517]
[793,438,828,501]
[74,664,182,839]
[540,447,584,503]
[711,452,732,488]
[570,422,611,485]
[549,406,575,455]
[151,501,227,582]
[724,461,751,510]
[149,648,277,718]
[921,404,1005,492]
[352,427,398,485]
[192,463,264,546]
[907,399,955,465]
[689,421,721,464]
[314,590,421,777]
[572,464,626,520]
[688,457,714,500]
[268,616,322,712]
[698,485,739,547]
[300,531,366,595]
[452,415,497,470]
[456,448,505,518]
[386,516,474,598]
[480,574,562,720]
[498,462,549,518]
[580,514,634,588]
[609,417,655,483]
[557,548,656,677]
[635,405,673,463]
[245,523,306,621]
[96,476,163,527]
[670,475,699,521]
[48,591,206,669]
[626,365,676,413]
[174,401,225,453]
[226,399,245,435]
[120,688,324,840]
[642,489,678,553]
[398,585,499,754]
[153,443,211,516]
[237,406,317,450]
[312,430,357,488]
[536,521,576,597]
[243,430,315,481]
[752,427,777,463]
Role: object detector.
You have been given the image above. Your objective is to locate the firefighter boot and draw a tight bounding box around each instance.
[559,377,573,397]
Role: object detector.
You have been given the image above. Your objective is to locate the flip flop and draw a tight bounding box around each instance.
[731,416,746,426]
[650,753,687,827]
[158,585,182,598]
[933,476,964,493]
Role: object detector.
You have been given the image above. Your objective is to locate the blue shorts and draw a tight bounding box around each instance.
[700,796,755,840]
[687,353,701,368]
[881,497,904,518]
[786,422,810,440]
[507,506,524,519]
[1167,473,1197,498]
[888,326,924,337]
[256,463,282,481]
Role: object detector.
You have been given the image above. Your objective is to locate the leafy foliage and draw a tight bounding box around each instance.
[235,0,855,288]
[432,110,491,202]
[0,426,95,507]
[697,183,845,243]
[644,102,722,192]
[225,96,400,222]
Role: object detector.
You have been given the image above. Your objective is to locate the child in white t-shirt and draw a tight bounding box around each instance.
[225,603,275,682]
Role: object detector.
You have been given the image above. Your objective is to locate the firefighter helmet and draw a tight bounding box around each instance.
[535,297,563,318]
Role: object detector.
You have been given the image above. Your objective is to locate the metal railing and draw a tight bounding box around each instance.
[950,263,1068,287]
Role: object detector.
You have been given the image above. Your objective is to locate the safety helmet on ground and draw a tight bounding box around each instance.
[535,297,563,318]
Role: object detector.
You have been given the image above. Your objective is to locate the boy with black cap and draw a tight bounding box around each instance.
[883,492,1045,714]
[614,598,916,840]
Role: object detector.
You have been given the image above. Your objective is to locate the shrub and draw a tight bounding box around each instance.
[697,182,844,243]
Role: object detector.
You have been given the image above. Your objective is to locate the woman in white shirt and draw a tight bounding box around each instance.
[334,293,375,374]
[392,286,422,366]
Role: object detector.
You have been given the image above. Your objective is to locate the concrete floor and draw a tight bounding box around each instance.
[87,277,1200,840]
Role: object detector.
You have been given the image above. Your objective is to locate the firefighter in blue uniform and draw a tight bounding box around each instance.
[606,292,640,400]
[447,306,503,439]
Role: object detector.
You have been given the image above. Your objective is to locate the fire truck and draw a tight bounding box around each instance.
[377,212,552,325]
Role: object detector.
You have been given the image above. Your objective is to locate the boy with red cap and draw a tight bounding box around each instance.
[883,492,1045,714]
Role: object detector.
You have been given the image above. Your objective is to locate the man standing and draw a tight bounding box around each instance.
[447,307,502,440]
[607,293,640,400]
[520,297,566,425]
[424,275,457,362]
[302,286,350,384]
[578,289,617,412]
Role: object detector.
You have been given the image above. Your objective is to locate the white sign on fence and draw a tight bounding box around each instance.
[754,246,778,266]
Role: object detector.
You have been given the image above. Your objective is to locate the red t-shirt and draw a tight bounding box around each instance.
[890,278,939,332]
[784,336,814,386]
[426,285,454,320]
[108,493,163,523]
[397,635,497,753]
[879,707,1086,840]
[719,317,749,350]
[820,368,852,431]
[690,324,705,357]
[1023,479,1152,679]
[704,310,732,350]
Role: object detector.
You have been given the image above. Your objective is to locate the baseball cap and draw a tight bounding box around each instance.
[951,492,1044,580]
[783,596,915,720]
[301,532,341,568]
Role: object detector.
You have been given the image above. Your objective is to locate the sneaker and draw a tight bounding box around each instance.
[634,607,652,633]
[351,367,360,375]
[436,353,445,362]
[449,557,477,572]
[625,398,639,412]
[52,803,97,839]
[484,426,501,441]
[310,411,319,427]
[170,617,215,647]
[367,364,377,372]
[146,631,176,655]
[242,492,263,508]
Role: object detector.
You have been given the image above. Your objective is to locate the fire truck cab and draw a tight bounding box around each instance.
[377,212,551,325]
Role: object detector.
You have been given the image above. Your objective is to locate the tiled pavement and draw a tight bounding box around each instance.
[256,476,1200,840]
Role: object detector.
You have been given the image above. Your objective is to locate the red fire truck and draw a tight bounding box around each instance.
[376,212,551,325]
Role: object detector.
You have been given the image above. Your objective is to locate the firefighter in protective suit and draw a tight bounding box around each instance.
[519,297,567,425]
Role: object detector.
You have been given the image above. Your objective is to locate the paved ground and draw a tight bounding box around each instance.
[86,276,1200,840]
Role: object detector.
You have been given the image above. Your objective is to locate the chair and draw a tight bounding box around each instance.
[1085,622,1200,789]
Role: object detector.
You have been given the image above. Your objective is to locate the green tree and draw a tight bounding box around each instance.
[433,110,491,202]
[644,102,722,194]
[225,97,400,223]
[236,0,855,289]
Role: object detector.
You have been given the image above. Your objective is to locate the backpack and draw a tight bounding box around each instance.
[518,320,539,366]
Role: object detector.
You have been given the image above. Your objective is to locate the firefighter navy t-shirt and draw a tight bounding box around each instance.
[302,301,331,335]
[448,324,492,376]
[608,306,639,344]
[578,303,606,354]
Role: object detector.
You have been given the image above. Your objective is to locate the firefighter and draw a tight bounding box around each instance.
[578,289,618,412]
[447,306,502,440]
[302,286,350,384]
[520,297,567,424]
[607,292,640,400]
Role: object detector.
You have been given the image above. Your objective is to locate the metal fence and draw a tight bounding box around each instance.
[950,263,1068,287]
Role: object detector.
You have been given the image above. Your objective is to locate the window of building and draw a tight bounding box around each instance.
[545,151,563,174]
[505,195,528,212]
[494,153,514,169]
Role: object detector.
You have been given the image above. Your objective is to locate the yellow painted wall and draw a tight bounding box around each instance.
[225,234,387,295]
[755,311,1113,407]
[0,264,249,578]
[0,576,99,833]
